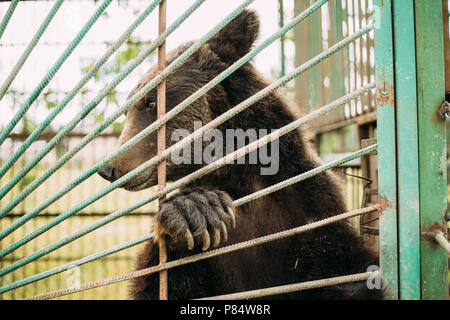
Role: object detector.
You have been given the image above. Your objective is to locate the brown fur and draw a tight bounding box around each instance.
[98,10,382,300]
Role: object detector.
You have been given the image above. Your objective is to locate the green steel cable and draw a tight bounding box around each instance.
[0,0,207,200]
[0,233,154,294]
[0,0,327,230]
[0,0,113,146]
[0,21,370,257]
[0,84,374,276]
[0,0,65,100]
[0,0,162,177]
[0,0,254,218]
[0,0,19,41]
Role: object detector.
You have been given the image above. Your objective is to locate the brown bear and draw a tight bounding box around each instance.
[98,10,382,300]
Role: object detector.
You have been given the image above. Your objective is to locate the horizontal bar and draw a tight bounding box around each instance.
[0,0,329,228]
[0,0,162,176]
[0,0,208,201]
[0,85,374,276]
[21,206,379,299]
[0,233,154,294]
[432,232,450,256]
[0,0,113,146]
[0,0,65,99]
[0,0,19,40]
[198,271,380,300]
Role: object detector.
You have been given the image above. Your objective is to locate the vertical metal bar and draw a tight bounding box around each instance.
[330,0,346,122]
[392,0,421,300]
[414,0,448,300]
[373,0,399,299]
[444,0,450,97]
[279,0,286,77]
[157,0,168,301]
[294,0,310,112]
[308,0,322,110]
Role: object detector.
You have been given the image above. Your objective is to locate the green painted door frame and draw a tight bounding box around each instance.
[375,0,448,300]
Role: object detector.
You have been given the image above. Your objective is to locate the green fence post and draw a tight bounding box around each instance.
[374,0,399,300]
[414,0,448,300]
[392,0,421,300]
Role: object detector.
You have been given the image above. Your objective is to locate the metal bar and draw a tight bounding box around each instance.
[21,206,379,300]
[198,271,380,300]
[0,0,206,200]
[0,0,19,40]
[0,0,113,146]
[278,0,286,77]
[0,0,162,176]
[0,0,337,239]
[156,0,168,301]
[0,0,65,99]
[0,85,374,279]
[414,0,448,300]
[432,232,450,256]
[308,0,322,110]
[392,0,421,300]
[373,0,399,300]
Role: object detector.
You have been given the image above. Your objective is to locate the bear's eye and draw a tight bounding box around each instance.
[146,102,156,110]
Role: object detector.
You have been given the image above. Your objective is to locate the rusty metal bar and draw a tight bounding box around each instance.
[156,0,168,301]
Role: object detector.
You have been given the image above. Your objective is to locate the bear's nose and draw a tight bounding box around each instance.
[97,165,118,182]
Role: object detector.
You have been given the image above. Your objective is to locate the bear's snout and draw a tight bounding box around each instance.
[97,164,118,182]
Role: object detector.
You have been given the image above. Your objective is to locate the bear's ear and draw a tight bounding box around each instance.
[207,10,260,63]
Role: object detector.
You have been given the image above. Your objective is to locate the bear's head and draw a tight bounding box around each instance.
[98,10,260,191]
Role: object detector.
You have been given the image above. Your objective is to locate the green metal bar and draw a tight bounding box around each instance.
[278,0,286,77]
[0,0,19,41]
[307,0,322,110]
[374,0,399,300]
[0,0,113,146]
[0,0,207,200]
[0,0,328,231]
[0,82,373,276]
[414,0,448,300]
[0,0,65,100]
[392,0,421,300]
[330,0,346,100]
[0,0,162,177]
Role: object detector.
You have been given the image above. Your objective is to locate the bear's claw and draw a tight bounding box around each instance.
[155,189,236,252]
